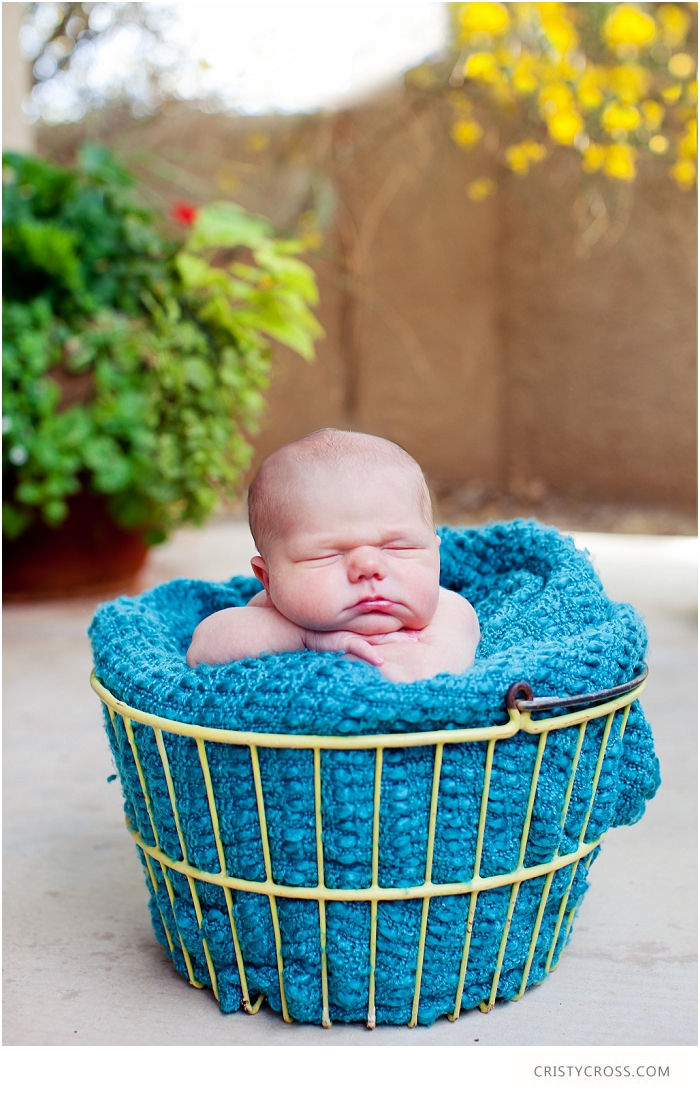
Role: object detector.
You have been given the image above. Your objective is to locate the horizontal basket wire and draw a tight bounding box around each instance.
[91,669,647,1028]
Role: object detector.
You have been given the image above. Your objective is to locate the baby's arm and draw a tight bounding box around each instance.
[186,601,395,669]
[365,588,480,684]
[187,605,305,667]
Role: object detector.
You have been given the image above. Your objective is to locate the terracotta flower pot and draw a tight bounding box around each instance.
[3,493,149,600]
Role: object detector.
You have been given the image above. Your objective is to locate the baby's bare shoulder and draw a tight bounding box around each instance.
[430,587,480,633]
[187,603,304,667]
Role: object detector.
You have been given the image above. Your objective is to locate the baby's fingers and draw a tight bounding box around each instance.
[365,630,423,645]
[343,636,384,666]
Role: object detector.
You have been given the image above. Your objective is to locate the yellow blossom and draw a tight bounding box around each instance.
[538,81,573,116]
[248,132,269,152]
[300,230,322,250]
[452,119,484,148]
[603,6,657,51]
[536,3,579,57]
[604,143,637,180]
[449,90,474,115]
[530,141,547,162]
[582,143,606,173]
[489,70,517,107]
[675,106,696,124]
[297,212,323,251]
[678,119,697,161]
[669,159,696,189]
[496,44,518,66]
[556,56,584,81]
[602,101,641,133]
[546,21,578,59]
[609,63,650,104]
[505,140,547,175]
[467,176,498,201]
[641,99,665,131]
[512,52,540,95]
[444,3,695,195]
[459,3,510,40]
[658,4,691,49]
[577,66,607,110]
[547,108,584,145]
[215,167,240,194]
[464,51,499,82]
[648,134,669,154]
[660,83,682,104]
[669,53,696,80]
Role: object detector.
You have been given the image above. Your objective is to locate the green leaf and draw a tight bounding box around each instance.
[175,252,232,292]
[42,498,69,525]
[2,501,31,539]
[253,240,320,303]
[77,143,135,187]
[14,220,84,293]
[184,201,274,252]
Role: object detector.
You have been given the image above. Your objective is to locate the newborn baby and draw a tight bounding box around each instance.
[187,429,480,683]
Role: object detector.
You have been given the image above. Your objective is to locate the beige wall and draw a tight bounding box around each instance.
[499,151,697,510]
[37,91,697,511]
[2,3,34,153]
[331,100,502,494]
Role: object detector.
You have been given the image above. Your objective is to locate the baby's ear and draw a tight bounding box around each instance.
[251,555,270,593]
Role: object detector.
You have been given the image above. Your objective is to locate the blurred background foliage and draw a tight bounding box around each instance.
[21,2,185,122]
[2,144,321,541]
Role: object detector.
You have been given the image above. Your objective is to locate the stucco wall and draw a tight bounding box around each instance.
[2,3,34,153]
[499,151,697,510]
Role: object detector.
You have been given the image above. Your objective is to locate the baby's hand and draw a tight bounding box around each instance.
[303,627,421,667]
[362,630,423,645]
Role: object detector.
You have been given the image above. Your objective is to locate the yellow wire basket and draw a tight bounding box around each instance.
[91,667,647,1027]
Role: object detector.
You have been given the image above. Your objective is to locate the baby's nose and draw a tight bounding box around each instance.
[346,546,388,582]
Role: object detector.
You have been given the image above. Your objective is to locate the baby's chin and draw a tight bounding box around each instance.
[343,612,406,635]
[342,607,432,634]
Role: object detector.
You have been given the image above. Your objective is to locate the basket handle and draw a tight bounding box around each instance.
[506,665,648,713]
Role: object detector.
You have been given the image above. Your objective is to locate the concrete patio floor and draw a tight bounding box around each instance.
[3,524,697,1046]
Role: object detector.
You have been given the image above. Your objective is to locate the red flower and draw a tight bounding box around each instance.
[172,202,198,227]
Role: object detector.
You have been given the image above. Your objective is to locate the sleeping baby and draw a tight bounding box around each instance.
[187,429,480,683]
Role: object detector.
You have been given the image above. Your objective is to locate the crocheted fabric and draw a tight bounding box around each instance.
[90,521,660,1024]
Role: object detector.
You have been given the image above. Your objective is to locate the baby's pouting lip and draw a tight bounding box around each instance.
[352,597,397,612]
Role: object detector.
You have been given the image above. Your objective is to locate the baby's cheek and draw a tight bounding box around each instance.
[411,577,441,628]
[273,575,340,628]
[305,582,345,627]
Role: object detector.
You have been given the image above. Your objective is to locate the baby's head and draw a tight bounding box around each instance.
[247,429,440,635]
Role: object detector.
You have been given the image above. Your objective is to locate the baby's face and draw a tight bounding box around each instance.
[252,465,440,635]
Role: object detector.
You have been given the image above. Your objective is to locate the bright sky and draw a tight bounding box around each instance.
[171,2,448,113]
[25,2,449,122]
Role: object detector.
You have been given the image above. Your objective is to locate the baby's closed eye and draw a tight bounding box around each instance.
[383,544,427,555]
[301,553,344,567]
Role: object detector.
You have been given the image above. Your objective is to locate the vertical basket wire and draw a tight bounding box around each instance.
[91,668,647,1028]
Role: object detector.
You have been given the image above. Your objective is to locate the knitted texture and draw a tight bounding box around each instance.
[90,521,660,1024]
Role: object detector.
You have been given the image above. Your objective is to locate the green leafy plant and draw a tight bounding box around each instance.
[2,143,322,543]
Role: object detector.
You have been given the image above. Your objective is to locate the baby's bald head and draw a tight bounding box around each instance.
[248,429,433,557]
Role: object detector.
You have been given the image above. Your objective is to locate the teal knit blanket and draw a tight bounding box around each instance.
[90,521,660,1024]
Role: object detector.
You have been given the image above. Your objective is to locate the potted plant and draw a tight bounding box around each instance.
[2,143,322,597]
